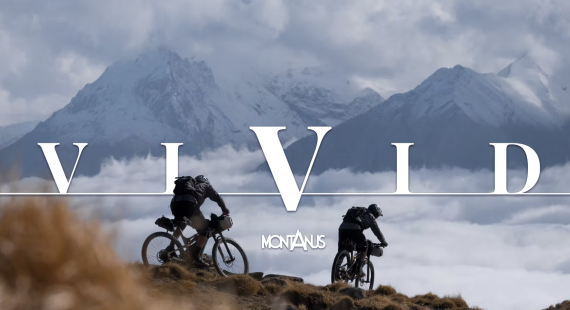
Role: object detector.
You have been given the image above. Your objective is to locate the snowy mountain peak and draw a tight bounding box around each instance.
[497,54,570,123]
[498,53,535,78]
[97,48,213,87]
[281,57,570,176]
[265,67,383,126]
[389,57,570,128]
[2,49,384,173]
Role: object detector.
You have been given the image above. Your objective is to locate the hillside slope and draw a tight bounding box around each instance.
[0,120,39,149]
[0,196,482,310]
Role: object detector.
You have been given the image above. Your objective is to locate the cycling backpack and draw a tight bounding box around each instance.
[173,176,203,201]
[342,206,368,228]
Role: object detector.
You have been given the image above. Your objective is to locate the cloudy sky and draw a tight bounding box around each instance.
[1,0,570,126]
[2,1,570,309]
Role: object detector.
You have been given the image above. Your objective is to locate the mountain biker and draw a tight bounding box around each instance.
[169,175,229,267]
[338,204,388,277]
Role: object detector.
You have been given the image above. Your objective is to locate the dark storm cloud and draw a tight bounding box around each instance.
[1,0,570,125]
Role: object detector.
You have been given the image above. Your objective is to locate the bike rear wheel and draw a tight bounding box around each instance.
[331,250,351,284]
[212,238,249,277]
[141,232,184,267]
[355,259,375,290]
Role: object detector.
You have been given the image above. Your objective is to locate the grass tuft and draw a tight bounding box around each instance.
[210,274,262,297]
[375,285,397,296]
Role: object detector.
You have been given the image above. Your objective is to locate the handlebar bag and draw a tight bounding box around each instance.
[369,245,383,257]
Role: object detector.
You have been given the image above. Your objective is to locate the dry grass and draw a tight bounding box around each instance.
[0,197,198,310]
[545,301,570,310]
[323,281,352,293]
[280,281,348,310]
[0,196,486,310]
[410,293,469,309]
[211,274,262,297]
[374,285,397,296]
[259,277,289,296]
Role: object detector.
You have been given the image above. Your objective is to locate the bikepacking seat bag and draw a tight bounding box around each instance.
[155,216,175,232]
[342,206,368,228]
[173,176,203,201]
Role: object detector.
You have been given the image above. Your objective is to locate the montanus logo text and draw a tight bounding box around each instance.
[261,230,326,251]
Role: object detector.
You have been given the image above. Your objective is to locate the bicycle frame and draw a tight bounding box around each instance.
[168,223,236,263]
[340,251,372,284]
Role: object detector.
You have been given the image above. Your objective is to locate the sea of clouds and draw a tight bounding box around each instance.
[5,145,570,310]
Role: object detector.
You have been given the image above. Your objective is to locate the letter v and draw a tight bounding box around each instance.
[250,127,331,211]
[38,143,88,193]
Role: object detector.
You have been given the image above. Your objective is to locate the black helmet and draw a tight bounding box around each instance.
[195,175,210,184]
[368,204,382,218]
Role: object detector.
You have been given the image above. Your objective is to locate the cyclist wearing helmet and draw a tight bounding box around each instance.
[170,175,229,267]
[338,204,388,276]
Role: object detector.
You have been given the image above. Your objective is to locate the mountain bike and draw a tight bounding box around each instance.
[141,213,249,277]
[331,239,384,290]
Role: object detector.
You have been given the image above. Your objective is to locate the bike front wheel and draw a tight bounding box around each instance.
[141,232,184,267]
[355,259,375,290]
[212,237,249,277]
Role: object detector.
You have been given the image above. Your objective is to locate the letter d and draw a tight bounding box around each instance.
[491,143,540,194]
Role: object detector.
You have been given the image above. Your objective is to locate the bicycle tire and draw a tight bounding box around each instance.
[331,250,351,284]
[141,232,183,267]
[355,259,375,290]
[212,238,249,277]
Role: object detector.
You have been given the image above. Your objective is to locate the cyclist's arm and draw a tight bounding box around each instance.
[207,186,229,213]
[363,213,387,244]
[370,222,387,244]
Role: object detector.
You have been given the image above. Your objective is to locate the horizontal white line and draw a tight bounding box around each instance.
[1,192,570,196]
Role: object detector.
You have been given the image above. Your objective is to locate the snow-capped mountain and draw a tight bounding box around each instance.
[265,68,383,126]
[280,55,570,175]
[0,121,39,150]
[0,49,383,177]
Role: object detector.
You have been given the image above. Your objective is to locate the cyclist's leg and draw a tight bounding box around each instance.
[166,200,193,257]
[170,200,190,239]
[188,207,209,266]
[338,229,349,252]
[351,230,368,276]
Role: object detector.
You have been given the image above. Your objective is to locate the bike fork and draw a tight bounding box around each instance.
[216,232,236,262]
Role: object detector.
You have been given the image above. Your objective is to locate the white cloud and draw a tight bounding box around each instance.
[9,145,570,310]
